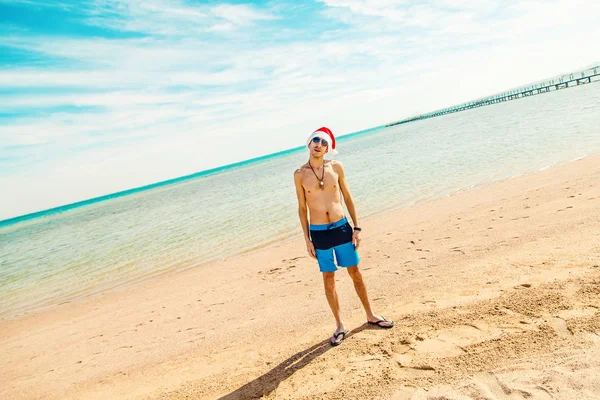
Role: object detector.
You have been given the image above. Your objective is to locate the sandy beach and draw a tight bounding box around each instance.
[2,154,600,400]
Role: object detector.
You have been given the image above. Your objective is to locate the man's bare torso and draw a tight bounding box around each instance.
[297,160,345,224]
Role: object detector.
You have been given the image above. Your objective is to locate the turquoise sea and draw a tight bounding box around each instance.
[1,82,600,318]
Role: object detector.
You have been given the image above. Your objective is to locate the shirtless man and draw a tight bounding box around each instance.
[294,127,394,346]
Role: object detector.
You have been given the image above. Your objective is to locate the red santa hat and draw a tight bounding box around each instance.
[306,126,337,156]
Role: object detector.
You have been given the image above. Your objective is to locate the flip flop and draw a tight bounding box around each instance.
[368,317,394,329]
[330,329,348,346]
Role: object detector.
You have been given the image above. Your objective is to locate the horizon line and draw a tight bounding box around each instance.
[0,125,383,227]
[3,62,597,227]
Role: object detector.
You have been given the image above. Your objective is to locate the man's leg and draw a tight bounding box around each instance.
[322,272,346,341]
[347,266,394,327]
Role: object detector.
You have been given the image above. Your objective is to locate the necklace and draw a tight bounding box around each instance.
[308,160,325,188]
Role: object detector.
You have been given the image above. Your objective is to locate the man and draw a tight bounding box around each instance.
[294,127,394,346]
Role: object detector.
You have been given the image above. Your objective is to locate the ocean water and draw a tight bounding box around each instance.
[1,82,600,318]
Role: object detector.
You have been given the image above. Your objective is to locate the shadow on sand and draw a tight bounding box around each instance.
[218,325,369,399]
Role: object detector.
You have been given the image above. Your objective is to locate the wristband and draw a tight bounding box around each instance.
[353,227,362,231]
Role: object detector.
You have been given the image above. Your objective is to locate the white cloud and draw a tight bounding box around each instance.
[210,3,276,25]
[82,0,276,35]
[321,0,408,21]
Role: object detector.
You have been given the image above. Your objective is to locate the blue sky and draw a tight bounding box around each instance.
[1,0,599,220]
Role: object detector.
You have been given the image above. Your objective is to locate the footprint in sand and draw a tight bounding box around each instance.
[348,355,384,369]
[408,323,495,361]
[392,353,436,378]
[283,256,304,262]
[473,372,513,400]
[546,317,572,338]
[413,333,464,357]
[89,334,104,339]
[393,353,413,367]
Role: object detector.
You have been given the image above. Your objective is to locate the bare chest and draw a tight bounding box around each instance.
[302,166,339,194]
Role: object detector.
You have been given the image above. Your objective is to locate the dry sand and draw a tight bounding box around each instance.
[2,154,600,400]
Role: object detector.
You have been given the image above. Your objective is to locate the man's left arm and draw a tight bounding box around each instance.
[334,161,361,249]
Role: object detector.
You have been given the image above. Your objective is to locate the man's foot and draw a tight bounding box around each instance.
[367,316,394,329]
[330,329,348,346]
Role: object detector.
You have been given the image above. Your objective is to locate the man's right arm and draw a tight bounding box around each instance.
[294,170,316,259]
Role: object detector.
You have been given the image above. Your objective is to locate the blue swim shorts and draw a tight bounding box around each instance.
[309,217,360,272]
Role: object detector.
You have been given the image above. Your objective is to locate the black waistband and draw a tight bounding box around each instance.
[310,221,353,250]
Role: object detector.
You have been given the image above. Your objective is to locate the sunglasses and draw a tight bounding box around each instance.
[311,137,329,147]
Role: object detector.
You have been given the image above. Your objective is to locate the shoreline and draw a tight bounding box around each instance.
[2,152,594,320]
[2,153,600,399]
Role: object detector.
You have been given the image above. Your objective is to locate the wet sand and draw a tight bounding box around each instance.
[1,154,600,400]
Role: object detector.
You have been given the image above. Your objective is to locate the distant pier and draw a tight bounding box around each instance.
[386,66,600,127]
